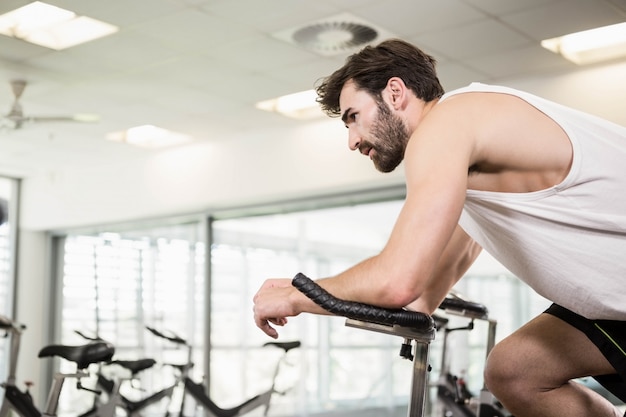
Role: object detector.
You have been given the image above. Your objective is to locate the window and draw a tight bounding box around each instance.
[0,176,18,386]
[210,201,404,416]
[210,199,550,415]
[54,221,206,415]
[0,177,17,317]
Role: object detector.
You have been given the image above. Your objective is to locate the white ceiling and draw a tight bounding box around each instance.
[1,0,625,179]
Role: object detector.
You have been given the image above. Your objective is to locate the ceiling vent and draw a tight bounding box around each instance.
[273,13,395,56]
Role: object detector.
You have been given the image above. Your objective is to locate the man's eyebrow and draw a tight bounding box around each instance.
[341,108,352,124]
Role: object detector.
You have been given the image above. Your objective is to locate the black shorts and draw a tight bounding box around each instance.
[544,303,626,403]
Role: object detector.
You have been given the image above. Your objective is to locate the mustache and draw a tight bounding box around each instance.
[358,140,375,155]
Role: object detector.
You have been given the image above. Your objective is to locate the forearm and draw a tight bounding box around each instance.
[405,227,482,314]
[289,256,383,315]
[302,252,424,312]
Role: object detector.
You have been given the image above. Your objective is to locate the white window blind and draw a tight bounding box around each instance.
[57,223,205,415]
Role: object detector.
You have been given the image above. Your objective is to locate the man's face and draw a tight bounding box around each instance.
[369,99,411,172]
[339,81,411,173]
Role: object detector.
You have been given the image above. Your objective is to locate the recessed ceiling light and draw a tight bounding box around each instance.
[106,125,193,149]
[0,1,118,50]
[256,90,324,120]
[541,22,626,65]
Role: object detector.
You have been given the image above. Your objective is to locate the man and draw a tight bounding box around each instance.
[253,39,626,416]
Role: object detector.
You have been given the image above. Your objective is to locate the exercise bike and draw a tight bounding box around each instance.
[145,325,300,417]
[292,273,435,417]
[433,293,511,417]
[291,273,516,417]
[73,330,174,417]
[0,315,115,417]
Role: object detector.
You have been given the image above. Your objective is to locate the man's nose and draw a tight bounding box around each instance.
[348,129,361,151]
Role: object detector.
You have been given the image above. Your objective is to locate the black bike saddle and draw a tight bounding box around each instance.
[38,341,115,369]
[439,293,489,318]
[110,358,157,375]
[263,340,301,352]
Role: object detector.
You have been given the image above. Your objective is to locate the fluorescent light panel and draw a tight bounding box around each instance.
[0,1,118,50]
[106,125,193,149]
[542,22,626,65]
[256,89,324,120]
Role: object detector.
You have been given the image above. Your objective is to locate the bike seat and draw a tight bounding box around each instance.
[439,294,489,319]
[263,340,301,352]
[38,341,115,369]
[110,358,156,375]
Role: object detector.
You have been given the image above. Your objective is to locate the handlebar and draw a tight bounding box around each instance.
[292,273,434,332]
[75,329,105,342]
[145,325,188,346]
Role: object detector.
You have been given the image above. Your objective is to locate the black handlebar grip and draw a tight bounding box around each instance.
[292,273,434,331]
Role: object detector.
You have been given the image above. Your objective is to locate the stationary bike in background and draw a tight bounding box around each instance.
[145,325,301,417]
[73,330,174,417]
[0,315,115,417]
[433,293,511,417]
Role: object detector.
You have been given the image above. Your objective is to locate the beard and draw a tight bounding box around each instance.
[362,100,411,173]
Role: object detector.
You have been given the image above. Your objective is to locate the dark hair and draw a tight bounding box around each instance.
[315,39,444,117]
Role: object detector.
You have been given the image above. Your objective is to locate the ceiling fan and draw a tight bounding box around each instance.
[1,79,100,130]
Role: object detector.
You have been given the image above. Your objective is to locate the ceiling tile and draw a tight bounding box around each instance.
[415,18,533,60]
[464,45,575,79]
[436,61,491,90]
[357,0,486,37]
[461,0,562,16]
[501,0,625,40]
[201,0,340,33]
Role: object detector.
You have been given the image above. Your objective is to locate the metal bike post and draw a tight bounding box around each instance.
[345,320,435,417]
[407,340,430,417]
[475,318,499,417]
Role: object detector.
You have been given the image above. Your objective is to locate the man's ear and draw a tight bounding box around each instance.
[386,77,406,110]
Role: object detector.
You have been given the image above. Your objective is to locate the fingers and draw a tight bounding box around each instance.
[269,317,288,326]
[260,320,279,339]
[254,315,287,338]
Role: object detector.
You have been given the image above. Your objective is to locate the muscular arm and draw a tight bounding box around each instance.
[309,99,478,308]
[254,98,480,337]
[405,225,482,314]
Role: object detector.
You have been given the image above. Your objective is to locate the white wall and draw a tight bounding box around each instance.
[20,118,405,231]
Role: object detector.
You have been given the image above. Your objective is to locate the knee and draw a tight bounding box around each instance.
[483,339,533,403]
[483,341,517,396]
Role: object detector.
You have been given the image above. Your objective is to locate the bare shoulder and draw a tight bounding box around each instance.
[413,91,573,192]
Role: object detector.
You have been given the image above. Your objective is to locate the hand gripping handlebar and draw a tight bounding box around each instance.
[292,273,434,332]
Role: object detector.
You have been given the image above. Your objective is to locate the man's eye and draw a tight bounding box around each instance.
[344,112,357,128]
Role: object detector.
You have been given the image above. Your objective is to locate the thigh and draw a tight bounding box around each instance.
[490,312,617,387]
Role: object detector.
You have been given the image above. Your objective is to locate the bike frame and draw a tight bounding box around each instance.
[147,326,299,417]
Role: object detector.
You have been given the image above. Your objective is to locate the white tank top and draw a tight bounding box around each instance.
[440,83,626,320]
